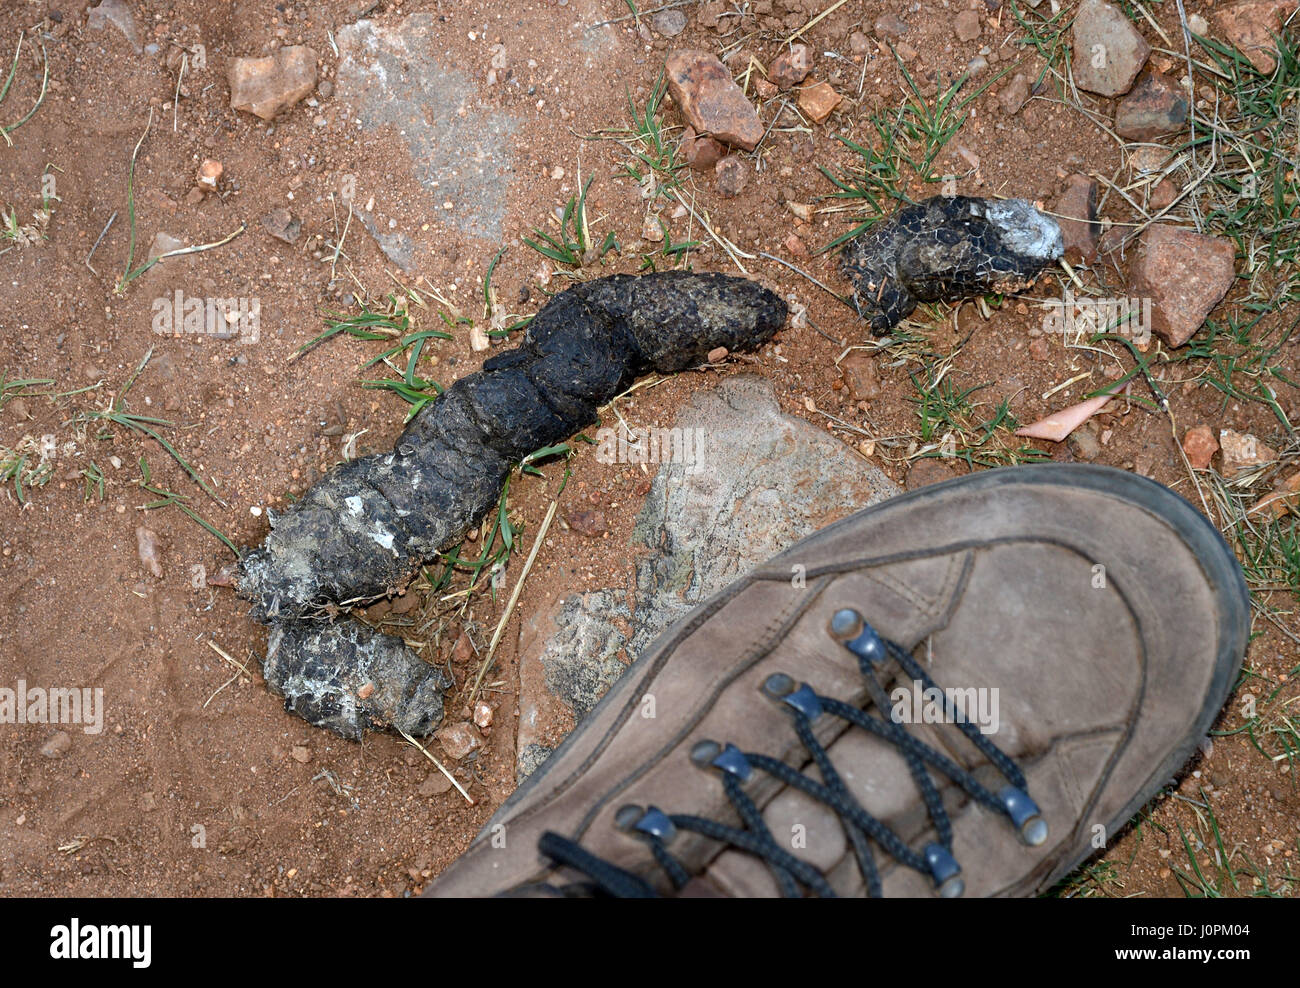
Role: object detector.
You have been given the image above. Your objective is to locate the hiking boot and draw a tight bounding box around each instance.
[428,464,1249,897]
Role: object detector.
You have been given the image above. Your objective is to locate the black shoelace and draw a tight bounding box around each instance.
[539,608,1047,898]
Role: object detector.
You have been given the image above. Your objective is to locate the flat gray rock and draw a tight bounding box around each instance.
[515,374,901,779]
[336,15,518,243]
[355,211,417,272]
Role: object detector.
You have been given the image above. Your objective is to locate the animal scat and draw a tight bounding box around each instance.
[239,272,787,739]
[238,272,786,622]
[264,619,452,740]
[841,195,1064,334]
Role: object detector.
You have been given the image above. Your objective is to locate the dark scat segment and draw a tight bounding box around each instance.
[517,290,642,430]
[578,271,788,372]
[264,620,452,740]
[237,272,788,623]
[841,195,1064,334]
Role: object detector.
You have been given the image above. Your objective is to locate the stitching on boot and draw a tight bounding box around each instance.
[861,550,968,616]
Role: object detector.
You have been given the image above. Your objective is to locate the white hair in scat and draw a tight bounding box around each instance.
[976,198,1065,261]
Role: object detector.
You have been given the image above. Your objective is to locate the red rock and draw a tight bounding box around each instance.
[452,632,474,665]
[954,10,981,42]
[874,12,909,40]
[905,459,957,490]
[438,722,480,761]
[1114,70,1188,140]
[679,126,726,172]
[197,159,223,190]
[698,0,726,30]
[1028,337,1050,360]
[228,46,318,119]
[1213,1,1298,74]
[136,526,163,578]
[1053,174,1101,263]
[1149,178,1178,211]
[753,77,777,99]
[1071,0,1151,97]
[262,207,302,244]
[838,354,880,400]
[769,43,812,89]
[86,0,140,51]
[417,772,453,797]
[783,232,808,257]
[392,590,420,614]
[715,155,749,197]
[797,80,841,123]
[641,213,665,242]
[1097,225,1130,258]
[1219,429,1278,477]
[652,8,687,37]
[1182,424,1218,469]
[1256,483,1300,519]
[998,72,1030,114]
[565,509,608,538]
[1127,225,1236,347]
[1068,427,1101,461]
[665,50,764,150]
[40,732,72,758]
[786,200,813,222]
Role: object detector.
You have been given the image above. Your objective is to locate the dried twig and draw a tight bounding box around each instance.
[397,728,475,805]
[203,639,253,709]
[786,0,849,43]
[469,498,559,705]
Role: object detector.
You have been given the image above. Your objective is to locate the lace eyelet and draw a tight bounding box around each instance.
[830,608,887,666]
[923,842,965,898]
[761,672,797,699]
[614,804,645,831]
[829,607,864,640]
[998,786,1048,846]
[762,675,825,720]
[691,740,753,782]
[616,804,678,844]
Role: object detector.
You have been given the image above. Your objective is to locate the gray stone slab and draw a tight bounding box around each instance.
[516,374,901,779]
[336,15,518,244]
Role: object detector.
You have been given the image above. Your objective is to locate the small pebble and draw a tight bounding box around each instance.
[41,732,72,758]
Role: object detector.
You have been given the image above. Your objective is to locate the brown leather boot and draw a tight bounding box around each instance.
[429,464,1249,897]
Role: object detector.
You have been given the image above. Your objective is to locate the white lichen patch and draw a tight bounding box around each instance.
[979,199,1064,261]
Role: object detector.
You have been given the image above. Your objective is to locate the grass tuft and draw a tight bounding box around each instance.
[524,174,620,271]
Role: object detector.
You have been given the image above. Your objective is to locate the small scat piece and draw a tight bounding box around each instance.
[841,195,1064,334]
[264,620,452,740]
